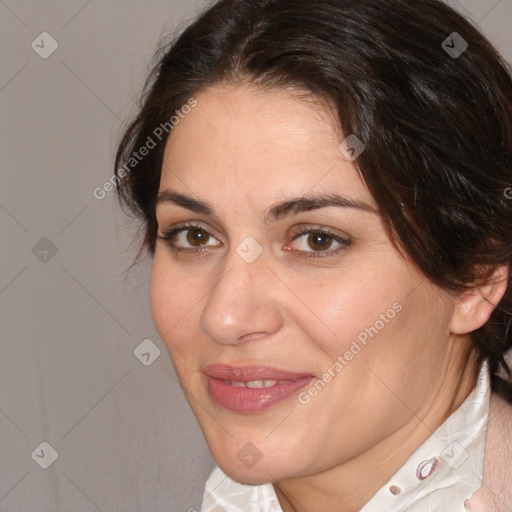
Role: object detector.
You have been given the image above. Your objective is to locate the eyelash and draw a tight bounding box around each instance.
[156,222,351,259]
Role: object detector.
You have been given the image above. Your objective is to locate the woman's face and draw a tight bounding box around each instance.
[150,83,461,484]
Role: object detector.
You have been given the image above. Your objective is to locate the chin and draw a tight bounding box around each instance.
[215,457,286,486]
[206,437,311,485]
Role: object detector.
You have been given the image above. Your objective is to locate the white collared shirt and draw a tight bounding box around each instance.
[201,360,490,512]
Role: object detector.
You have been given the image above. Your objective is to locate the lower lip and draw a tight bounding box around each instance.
[206,376,314,413]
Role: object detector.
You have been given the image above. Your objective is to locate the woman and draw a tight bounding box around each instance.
[114,0,512,510]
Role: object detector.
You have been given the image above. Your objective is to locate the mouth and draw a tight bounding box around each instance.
[203,364,315,413]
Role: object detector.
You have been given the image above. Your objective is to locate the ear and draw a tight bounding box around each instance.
[450,265,509,335]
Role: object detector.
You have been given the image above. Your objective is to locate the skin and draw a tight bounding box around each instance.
[466,392,512,511]
[149,82,508,512]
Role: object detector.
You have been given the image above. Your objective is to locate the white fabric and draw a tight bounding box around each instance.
[201,360,490,512]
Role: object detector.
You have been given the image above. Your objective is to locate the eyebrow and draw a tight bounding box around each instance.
[155,190,378,223]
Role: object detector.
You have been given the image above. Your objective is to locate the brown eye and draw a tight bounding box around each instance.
[157,224,222,253]
[288,227,352,259]
[307,233,333,251]
[186,228,211,247]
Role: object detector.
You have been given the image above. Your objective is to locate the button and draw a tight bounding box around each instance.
[389,485,401,495]
[416,457,438,480]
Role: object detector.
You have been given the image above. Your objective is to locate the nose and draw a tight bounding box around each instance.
[198,247,284,346]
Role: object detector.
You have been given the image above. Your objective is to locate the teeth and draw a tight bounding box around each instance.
[229,379,279,388]
[247,380,277,388]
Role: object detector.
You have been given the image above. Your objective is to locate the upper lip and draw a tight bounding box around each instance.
[203,364,313,381]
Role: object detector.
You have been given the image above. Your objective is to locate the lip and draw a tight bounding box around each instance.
[203,364,315,413]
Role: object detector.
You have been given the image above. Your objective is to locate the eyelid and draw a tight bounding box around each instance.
[286,225,352,257]
[288,224,350,241]
[158,221,352,259]
[158,221,221,240]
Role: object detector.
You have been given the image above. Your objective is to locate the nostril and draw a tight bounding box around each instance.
[239,332,269,343]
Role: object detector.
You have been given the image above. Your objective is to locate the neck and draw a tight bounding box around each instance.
[273,345,481,512]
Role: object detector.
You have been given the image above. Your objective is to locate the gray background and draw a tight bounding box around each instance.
[0,1,511,511]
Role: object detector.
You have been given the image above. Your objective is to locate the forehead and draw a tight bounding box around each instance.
[160,83,375,210]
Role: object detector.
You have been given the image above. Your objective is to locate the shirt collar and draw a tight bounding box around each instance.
[361,359,490,511]
[201,360,490,512]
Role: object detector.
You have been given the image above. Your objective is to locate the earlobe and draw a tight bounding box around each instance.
[450,265,509,335]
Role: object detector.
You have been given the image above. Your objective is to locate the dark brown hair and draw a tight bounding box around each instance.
[115,0,512,392]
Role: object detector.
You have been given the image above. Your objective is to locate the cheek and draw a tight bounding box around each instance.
[149,257,169,338]
[149,256,195,354]
[289,273,402,359]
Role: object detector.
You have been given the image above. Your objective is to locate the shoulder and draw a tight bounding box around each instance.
[465,389,512,512]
